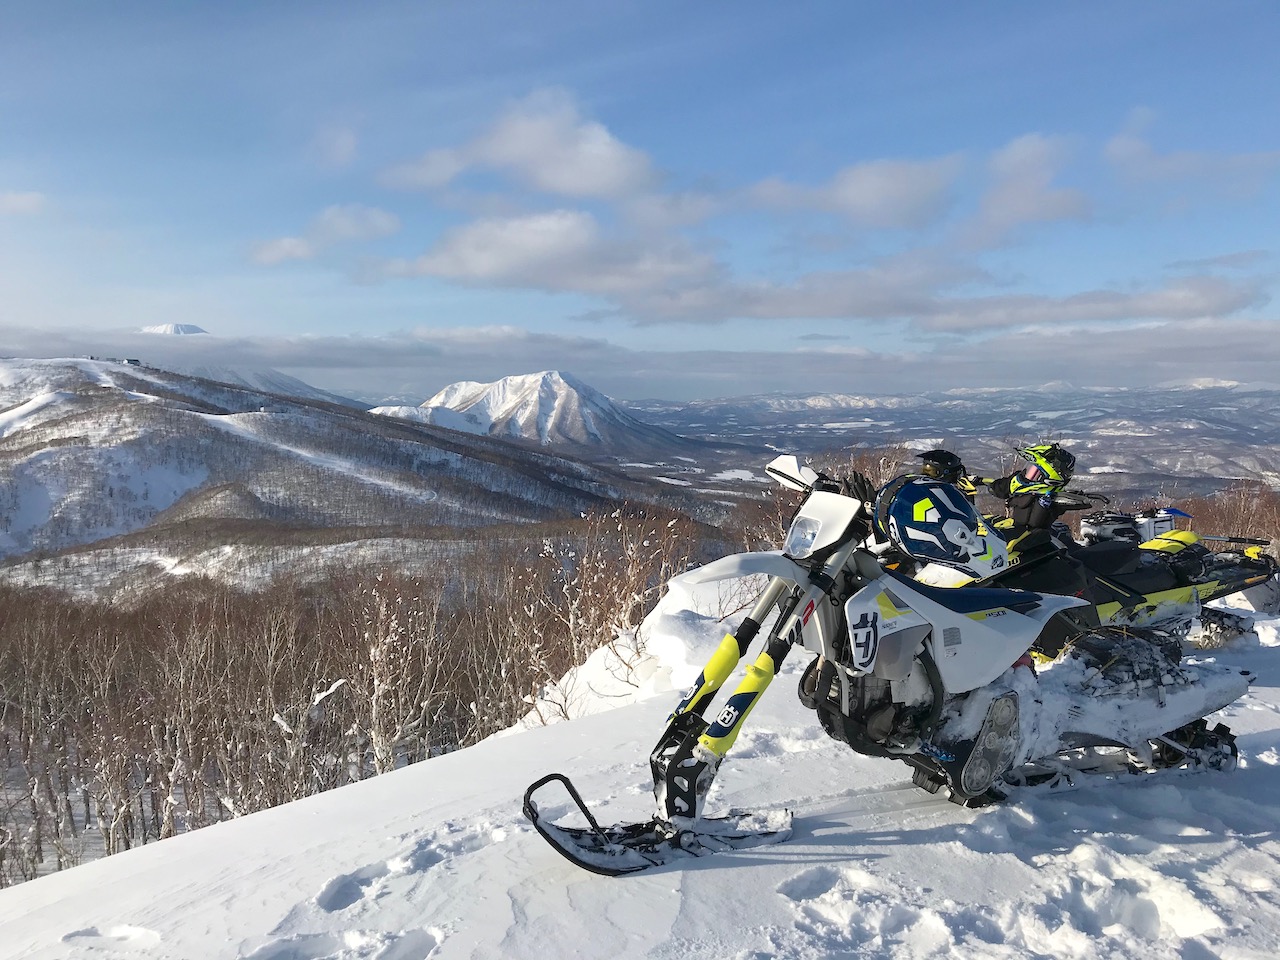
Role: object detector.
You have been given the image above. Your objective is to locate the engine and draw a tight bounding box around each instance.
[797,656,938,758]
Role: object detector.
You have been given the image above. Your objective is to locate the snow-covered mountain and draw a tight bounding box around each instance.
[0,359,693,571]
[175,365,364,408]
[3,574,1280,958]
[140,323,208,335]
[373,371,690,457]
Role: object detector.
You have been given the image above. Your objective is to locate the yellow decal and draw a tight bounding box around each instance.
[1140,530,1199,552]
[913,497,936,523]
[876,593,911,620]
[966,608,1009,621]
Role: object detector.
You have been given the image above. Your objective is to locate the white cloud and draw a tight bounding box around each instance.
[309,205,399,245]
[684,252,979,325]
[825,158,963,228]
[388,201,1264,334]
[1109,134,1273,182]
[310,125,359,169]
[1167,250,1270,272]
[409,210,598,282]
[914,274,1266,332]
[752,155,962,229]
[403,209,717,297]
[254,204,400,265]
[384,148,468,190]
[621,191,723,231]
[0,192,46,215]
[253,237,314,265]
[381,89,657,199]
[962,134,1089,247]
[1104,111,1280,194]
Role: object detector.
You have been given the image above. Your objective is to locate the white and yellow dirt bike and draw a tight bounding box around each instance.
[524,457,1252,876]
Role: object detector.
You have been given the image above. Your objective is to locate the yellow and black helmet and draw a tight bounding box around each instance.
[1018,442,1076,487]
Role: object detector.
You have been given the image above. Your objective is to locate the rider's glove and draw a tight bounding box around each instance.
[839,471,876,506]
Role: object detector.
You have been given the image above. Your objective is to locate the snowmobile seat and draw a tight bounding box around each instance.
[1074,541,1179,595]
[1072,541,1147,577]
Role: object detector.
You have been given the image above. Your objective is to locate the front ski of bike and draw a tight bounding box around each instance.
[522,579,797,876]
[522,772,792,877]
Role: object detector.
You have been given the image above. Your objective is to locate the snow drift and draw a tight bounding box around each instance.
[3,570,1280,958]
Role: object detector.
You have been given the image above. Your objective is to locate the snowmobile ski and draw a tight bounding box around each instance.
[522,773,792,876]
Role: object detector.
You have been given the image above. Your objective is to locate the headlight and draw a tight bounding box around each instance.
[783,517,822,559]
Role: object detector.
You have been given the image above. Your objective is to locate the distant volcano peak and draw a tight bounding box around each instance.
[375,370,687,454]
[141,323,209,336]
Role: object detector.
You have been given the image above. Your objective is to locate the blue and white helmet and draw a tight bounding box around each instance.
[874,477,1007,579]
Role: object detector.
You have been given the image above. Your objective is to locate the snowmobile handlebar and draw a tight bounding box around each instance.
[1050,491,1110,511]
[1197,534,1273,547]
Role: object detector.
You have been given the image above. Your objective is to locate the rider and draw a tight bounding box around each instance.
[971,442,1078,537]
[916,449,974,503]
[916,449,965,484]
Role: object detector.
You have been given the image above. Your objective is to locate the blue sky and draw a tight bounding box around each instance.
[1,1,1278,401]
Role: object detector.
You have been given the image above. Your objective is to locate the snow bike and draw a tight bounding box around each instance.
[523,457,1251,875]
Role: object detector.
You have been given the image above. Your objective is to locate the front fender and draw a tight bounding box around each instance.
[678,550,806,586]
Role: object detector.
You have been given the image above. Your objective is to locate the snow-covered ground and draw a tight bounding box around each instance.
[3,574,1280,959]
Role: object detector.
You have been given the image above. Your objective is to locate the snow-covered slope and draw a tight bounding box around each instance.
[4,575,1280,959]
[374,371,689,455]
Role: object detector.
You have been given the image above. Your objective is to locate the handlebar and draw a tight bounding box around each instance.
[1051,491,1110,511]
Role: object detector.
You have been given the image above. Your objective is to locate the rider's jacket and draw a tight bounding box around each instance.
[985,474,1066,532]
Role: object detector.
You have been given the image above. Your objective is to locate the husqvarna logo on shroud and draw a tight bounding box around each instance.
[849,611,879,671]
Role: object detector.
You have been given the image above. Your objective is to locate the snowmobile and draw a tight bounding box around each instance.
[523,457,1251,876]
[909,492,1278,652]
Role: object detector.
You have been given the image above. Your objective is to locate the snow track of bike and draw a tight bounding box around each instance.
[4,580,1280,958]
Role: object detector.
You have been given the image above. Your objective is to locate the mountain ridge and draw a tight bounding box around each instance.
[0,359,707,571]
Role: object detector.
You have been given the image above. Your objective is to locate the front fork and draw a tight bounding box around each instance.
[650,577,804,821]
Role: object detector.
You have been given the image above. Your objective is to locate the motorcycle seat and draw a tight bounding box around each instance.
[885,570,1045,614]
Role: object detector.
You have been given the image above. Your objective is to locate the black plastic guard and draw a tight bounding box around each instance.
[649,711,717,820]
